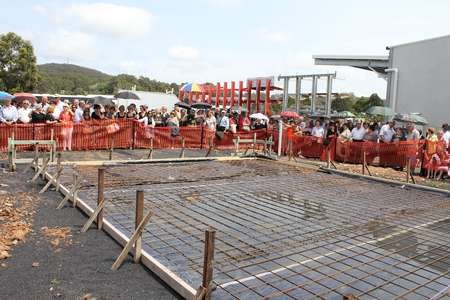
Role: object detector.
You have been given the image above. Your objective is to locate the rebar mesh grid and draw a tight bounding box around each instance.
[49,160,450,299]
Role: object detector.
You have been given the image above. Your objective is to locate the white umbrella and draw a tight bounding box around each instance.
[250,113,269,121]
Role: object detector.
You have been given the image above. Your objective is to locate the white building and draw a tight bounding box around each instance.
[314,34,450,127]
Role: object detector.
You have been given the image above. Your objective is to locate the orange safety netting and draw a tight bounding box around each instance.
[273,130,330,160]
[3,121,448,172]
[335,139,422,168]
[214,129,270,150]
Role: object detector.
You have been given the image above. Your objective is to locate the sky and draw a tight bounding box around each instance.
[2,0,450,96]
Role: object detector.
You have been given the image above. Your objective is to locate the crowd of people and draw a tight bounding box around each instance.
[1,96,449,178]
[285,117,450,179]
[285,118,429,143]
[0,96,270,132]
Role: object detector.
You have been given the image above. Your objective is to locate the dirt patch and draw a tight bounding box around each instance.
[40,226,72,251]
[0,190,39,262]
[333,162,449,190]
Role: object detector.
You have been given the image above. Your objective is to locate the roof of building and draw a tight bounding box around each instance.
[313,55,389,74]
[389,34,450,49]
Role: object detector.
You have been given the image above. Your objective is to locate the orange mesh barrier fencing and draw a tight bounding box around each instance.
[335,140,423,168]
[214,129,270,150]
[134,125,210,149]
[272,130,330,160]
[0,123,34,151]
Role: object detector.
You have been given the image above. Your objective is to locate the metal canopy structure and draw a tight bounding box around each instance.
[313,55,389,74]
[278,72,336,117]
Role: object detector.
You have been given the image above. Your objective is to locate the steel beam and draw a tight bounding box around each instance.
[311,76,317,113]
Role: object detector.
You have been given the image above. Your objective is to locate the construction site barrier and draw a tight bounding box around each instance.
[3,121,448,173]
[0,121,264,152]
[214,129,270,150]
[273,130,331,160]
[335,139,422,168]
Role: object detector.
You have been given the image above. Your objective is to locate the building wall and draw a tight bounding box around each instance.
[390,35,450,127]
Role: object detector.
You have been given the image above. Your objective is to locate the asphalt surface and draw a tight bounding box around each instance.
[0,164,180,300]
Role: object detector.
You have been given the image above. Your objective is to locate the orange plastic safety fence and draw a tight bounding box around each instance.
[335,140,423,168]
[272,130,330,159]
[214,129,270,150]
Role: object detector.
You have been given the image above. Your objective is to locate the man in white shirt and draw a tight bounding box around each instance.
[0,99,19,124]
[217,110,229,132]
[74,100,85,123]
[379,121,396,143]
[406,122,421,141]
[311,120,324,138]
[17,100,32,123]
[40,96,49,113]
[350,121,366,141]
[52,97,64,120]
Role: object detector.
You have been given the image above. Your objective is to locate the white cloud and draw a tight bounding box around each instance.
[67,3,153,38]
[258,29,291,42]
[168,46,200,61]
[32,4,47,14]
[42,30,97,61]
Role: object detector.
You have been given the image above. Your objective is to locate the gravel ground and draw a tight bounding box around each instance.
[0,164,180,300]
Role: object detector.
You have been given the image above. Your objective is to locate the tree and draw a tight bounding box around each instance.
[331,95,354,112]
[353,93,384,113]
[0,32,39,92]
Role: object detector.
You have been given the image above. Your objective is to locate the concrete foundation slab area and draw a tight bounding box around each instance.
[46,159,450,299]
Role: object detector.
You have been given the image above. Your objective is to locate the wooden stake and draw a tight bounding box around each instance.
[109,137,114,160]
[72,171,79,207]
[362,151,366,175]
[406,158,410,183]
[234,136,240,156]
[57,171,81,209]
[81,198,107,232]
[111,211,152,270]
[199,228,216,300]
[327,146,331,168]
[180,137,185,158]
[50,129,54,162]
[55,153,62,191]
[97,167,105,230]
[39,153,63,194]
[134,190,144,263]
[31,156,50,182]
[33,145,39,170]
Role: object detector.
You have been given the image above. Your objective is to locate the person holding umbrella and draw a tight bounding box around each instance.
[0,99,18,124]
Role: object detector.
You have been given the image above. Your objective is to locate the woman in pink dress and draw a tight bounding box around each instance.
[59,104,74,151]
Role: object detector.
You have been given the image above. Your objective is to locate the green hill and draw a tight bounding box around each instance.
[35,63,179,95]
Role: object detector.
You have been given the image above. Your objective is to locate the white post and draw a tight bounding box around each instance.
[277,120,283,157]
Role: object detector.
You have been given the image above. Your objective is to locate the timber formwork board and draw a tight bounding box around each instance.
[45,159,450,299]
